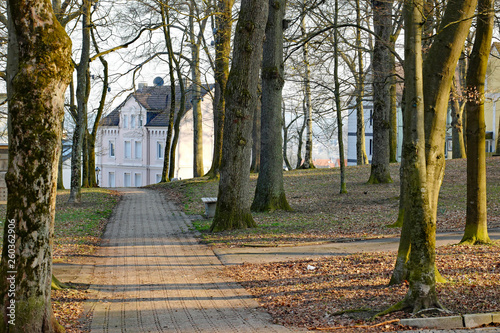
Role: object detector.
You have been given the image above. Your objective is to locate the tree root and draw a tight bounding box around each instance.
[311,319,400,331]
[51,274,72,290]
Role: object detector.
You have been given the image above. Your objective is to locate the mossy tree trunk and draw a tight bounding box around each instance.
[0,0,73,331]
[210,0,268,232]
[205,0,235,179]
[461,0,493,245]
[388,0,477,312]
[367,0,393,184]
[69,0,91,203]
[251,0,291,211]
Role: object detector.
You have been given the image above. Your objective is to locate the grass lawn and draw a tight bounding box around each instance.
[153,157,500,247]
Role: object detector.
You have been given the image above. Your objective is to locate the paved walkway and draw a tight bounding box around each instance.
[86,188,301,333]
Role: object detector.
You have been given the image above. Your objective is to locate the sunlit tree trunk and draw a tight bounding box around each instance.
[452,54,467,159]
[0,0,73,331]
[205,0,235,179]
[251,0,291,211]
[190,1,204,178]
[462,0,493,245]
[210,0,268,231]
[386,0,477,313]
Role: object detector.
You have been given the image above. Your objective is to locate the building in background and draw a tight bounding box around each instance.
[97,82,214,187]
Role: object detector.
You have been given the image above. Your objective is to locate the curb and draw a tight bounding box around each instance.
[400,312,500,330]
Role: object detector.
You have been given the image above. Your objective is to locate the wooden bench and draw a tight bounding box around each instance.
[201,197,217,218]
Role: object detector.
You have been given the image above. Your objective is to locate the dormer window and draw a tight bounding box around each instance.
[123,115,129,128]
[131,115,136,128]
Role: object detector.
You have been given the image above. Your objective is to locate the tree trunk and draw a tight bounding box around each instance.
[334,0,346,193]
[210,0,268,232]
[282,104,293,171]
[169,67,186,181]
[190,2,204,178]
[301,7,314,169]
[461,0,493,245]
[251,0,291,211]
[389,46,398,163]
[57,120,65,190]
[250,86,261,173]
[296,108,306,168]
[423,0,476,227]
[69,0,91,203]
[160,2,175,183]
[387,0,477,313]
[452,54,467,159]
[399,0,440,310]
[368,0,393,184]
[0,1,73,331]
[355,0,368,166]
[451,80,466,159]
[205,0,235,179]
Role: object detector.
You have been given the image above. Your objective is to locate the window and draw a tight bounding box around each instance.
[109,141,115,157]
[369,109,373,126]
[138,116,143,127]
[124,173,131,187]
[124,141,131,159]
[109,172,115,187]
[156,174,161,183]
[134,141,142,159]
[157,142,164,159]
[123,115,129,128]
[131,115,136,128]
[134,173,142,187]
[369,139,373,156]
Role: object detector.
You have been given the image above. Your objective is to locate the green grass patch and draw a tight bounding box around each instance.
[150,157,500,248]
[0,188,120,259]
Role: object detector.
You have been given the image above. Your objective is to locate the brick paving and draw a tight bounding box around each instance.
[88,188,302,333]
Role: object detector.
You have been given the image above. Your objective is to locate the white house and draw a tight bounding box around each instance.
[96,83,215,187]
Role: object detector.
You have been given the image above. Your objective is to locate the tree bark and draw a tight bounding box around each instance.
[301,9,314,170]
[461,0,493,245]
[190,1,204,178]
[69,0,91,203]
[160,2,175,182]
[250,86,261,173]
[0,0,73,331]
[368,0,393,184]
[452,54,467,159]
[205,0,235,179]
[387,0,477,313]
[334,0,346,193]
[355,0,368,166]
[251,0,291,211]
[210,0,268,231]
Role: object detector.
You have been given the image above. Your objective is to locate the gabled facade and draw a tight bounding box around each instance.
[97,83,214,187]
